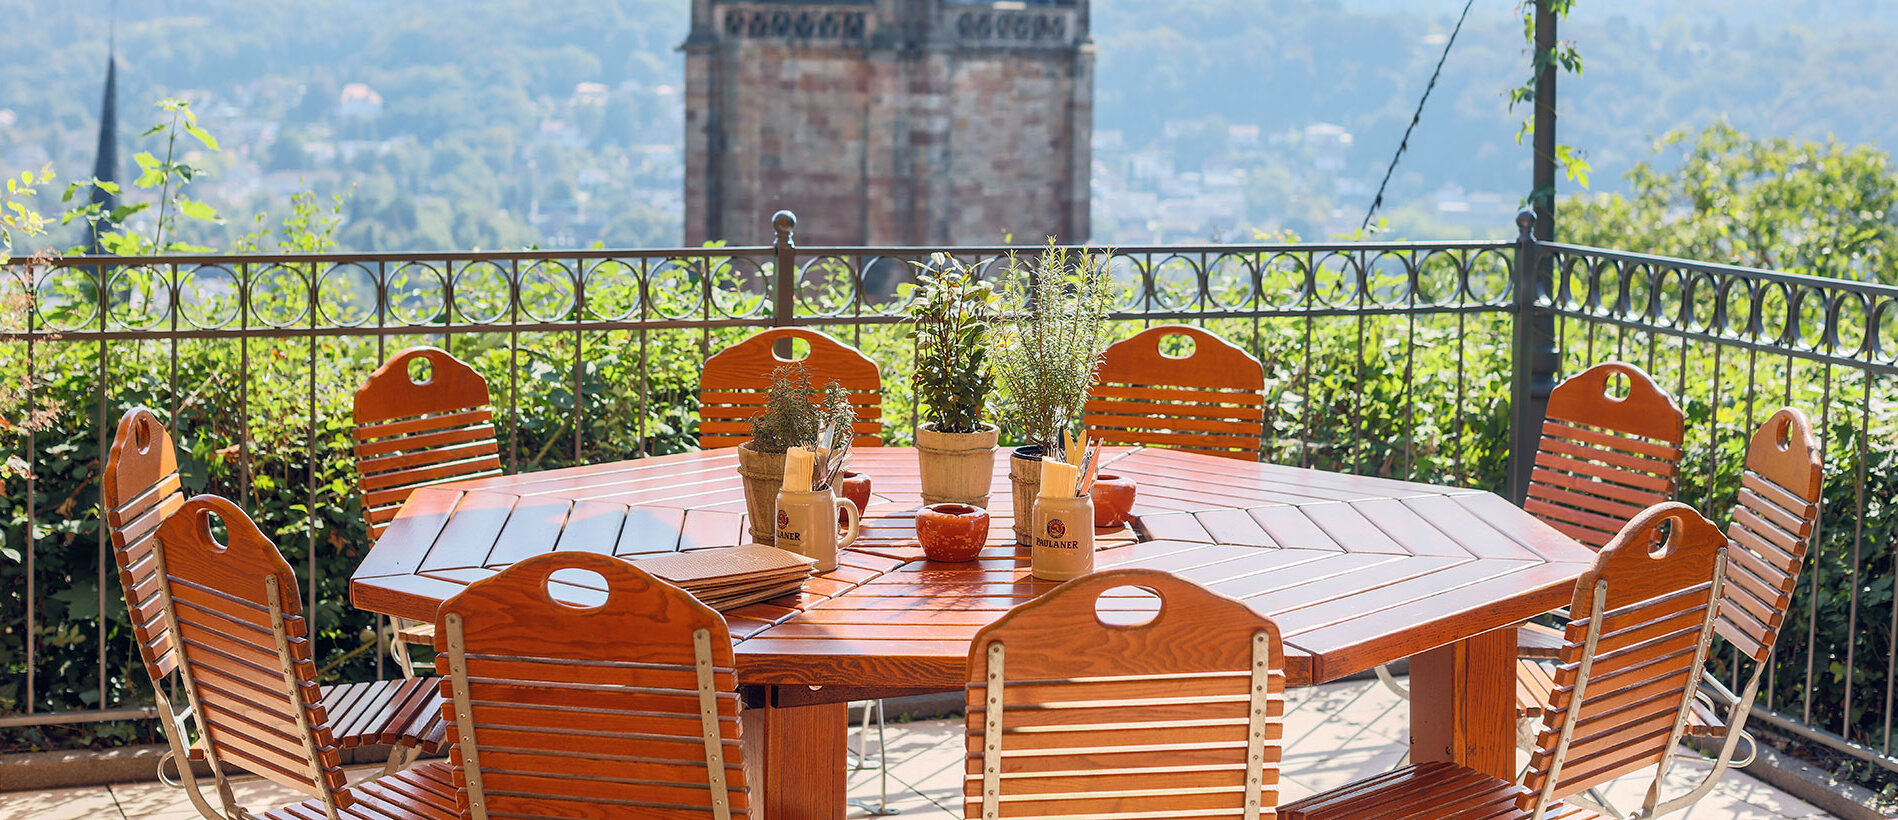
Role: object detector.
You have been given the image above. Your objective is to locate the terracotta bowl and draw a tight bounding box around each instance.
[838,471,871,526]
[916,503,990,562]
[1092,474,1138,527]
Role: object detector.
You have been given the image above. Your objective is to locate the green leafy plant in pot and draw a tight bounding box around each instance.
[903,254,1001,507]
[992,241,1116,543]
[737,361,855,544]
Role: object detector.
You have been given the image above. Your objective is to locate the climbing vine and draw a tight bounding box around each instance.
[1510,0,1588,206]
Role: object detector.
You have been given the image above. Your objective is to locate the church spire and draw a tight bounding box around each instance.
[88,9,120,254]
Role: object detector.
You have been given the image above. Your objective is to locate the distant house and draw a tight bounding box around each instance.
[337,83,383,119]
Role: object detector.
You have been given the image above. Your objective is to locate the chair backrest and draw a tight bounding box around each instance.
[1518,502,1727,816]
[698,327,884,449]
[1083,325,1266,460]
[1525,361,1686,550]
[153,495,351,813]
[436,551,750,820]
[353,346,501,541]
[965,568,1286,820]
[102,407,188,685]
[1718,408,1823,663]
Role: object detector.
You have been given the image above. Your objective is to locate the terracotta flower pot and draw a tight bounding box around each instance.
[1092,474,1138,527]
[838,471,871,527]
[916,422,999,508]
[736,441,787,545]
[916,503,990,562]
[1008,445,1043,545]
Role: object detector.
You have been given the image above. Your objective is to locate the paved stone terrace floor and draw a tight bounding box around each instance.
[0,676,1837,819]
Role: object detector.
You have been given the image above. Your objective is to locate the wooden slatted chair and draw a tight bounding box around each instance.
[103,409,448,786]
[1513,408,1824,818]
[352,346,503,676]
[148,494,459,820]
[698,327,884,449]
[1084,324,1266,460]
[1525,361,1685,550]
[965,568,1287,819]
[433,551,751,819]
[353,346,503,540]
[1282,502,1730,820]
[1517,361,1686,660]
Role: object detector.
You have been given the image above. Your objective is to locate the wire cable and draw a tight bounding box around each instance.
[1360,0,1479,233]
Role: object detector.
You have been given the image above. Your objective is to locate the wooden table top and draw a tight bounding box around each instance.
[350,446,1594,687]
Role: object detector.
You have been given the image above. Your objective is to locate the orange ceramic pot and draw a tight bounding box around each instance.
[838,471,871,526]
[1092,474,1138,527]
[916,503,990,562]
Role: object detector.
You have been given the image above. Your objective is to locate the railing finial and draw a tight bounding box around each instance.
[772,210,797,247]
[1516,207,1536,242]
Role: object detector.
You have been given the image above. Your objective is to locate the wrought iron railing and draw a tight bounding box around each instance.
[0,210,1891,776]
[1530,240,1898,772]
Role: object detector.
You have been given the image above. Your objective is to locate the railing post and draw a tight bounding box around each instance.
[772,210,798,328]
[771,210,798,358]
[1508,208,1558,504]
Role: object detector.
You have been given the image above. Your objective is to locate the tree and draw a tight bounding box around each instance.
[1563,122,1898,283]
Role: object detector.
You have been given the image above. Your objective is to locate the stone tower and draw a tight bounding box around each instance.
[683,0,1093,246]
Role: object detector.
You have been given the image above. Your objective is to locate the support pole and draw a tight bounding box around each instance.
[1532,0,1557,243]
[1509,0,1561,504]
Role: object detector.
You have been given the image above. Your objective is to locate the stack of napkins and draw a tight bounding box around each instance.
[634,544,817,611]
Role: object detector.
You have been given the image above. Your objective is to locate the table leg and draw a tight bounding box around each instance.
[743,692,848,820]
[1409,625,1514,779]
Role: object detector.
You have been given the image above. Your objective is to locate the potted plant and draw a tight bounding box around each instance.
[992,242,1116,543]
[904,254,1001,507]
[736,361,855,544]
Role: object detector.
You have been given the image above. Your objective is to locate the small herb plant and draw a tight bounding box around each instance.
[818,381,857,450]
[749,361,856,453]
[902,254,999,434]
[993,241,1116,452]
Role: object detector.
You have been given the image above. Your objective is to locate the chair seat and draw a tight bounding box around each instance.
[322,678,450,753]
[1515,659,1559,719]
[1517,622,1565,659]
[181,677,448,763]
[1515,659,1723,736]
[396,622,435,643]
[1280,761,1612,820]
[261,760,458,819]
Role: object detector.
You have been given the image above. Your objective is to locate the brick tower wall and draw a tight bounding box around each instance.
[684,0,1092,247]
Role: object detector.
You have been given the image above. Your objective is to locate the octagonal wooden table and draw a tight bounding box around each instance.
[351,446,1595,820]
